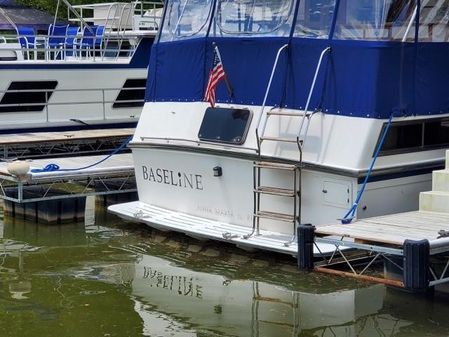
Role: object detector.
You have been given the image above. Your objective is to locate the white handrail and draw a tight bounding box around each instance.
[0,8,17,31]
[61,0,96,35]
[256,43,289,137]
[298,46,331,144]
[402,5,417,43]
[1,34,140,62]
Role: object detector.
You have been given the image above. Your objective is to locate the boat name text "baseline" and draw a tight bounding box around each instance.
[141,165,203,190]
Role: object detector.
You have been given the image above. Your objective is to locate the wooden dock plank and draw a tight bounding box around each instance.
[316,211,449,245]
[0,128,134,145]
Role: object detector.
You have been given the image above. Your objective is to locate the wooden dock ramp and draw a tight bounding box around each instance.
[297,211,449,292]
[316,211,449,246]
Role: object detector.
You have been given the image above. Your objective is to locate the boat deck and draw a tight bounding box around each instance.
[315,211,449,247]
[109,201,340,256]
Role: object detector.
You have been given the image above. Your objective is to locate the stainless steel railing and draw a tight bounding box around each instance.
[0,34,145,62]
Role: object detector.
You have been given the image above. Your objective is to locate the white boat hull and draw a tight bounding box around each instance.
[0,67,146,131]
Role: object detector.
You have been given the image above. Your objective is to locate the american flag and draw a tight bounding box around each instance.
[204,47,226,107]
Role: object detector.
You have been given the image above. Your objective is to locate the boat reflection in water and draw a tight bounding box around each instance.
[0,205,447,336]
[130,255,395,337]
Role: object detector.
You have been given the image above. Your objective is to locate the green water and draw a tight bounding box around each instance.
[1,200,449,337]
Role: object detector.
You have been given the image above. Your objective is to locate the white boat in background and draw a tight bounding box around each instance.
[110,0,449,255]
[0,0,162,133]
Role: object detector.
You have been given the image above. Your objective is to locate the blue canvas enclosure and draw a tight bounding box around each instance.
[146,0,449,119]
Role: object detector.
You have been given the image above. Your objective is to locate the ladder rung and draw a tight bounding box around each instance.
[267,111,306,117]
[254,211,295,222]
[254,161,298,171]
[255,186,296,197]
[260,136,299,143]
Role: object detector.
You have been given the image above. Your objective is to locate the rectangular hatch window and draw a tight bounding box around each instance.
[379,117,449,155]
[198,107,252,145]
[113,79,146,108]
[0,81,58,112]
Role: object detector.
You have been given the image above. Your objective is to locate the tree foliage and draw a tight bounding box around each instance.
[16,0,122,19]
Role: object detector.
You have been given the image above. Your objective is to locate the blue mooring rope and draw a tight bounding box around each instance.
[31,136,132,173]
[341,113,396,224]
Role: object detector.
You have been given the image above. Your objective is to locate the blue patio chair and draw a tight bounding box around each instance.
[16,26,36,59]
[95,25,105,48]
[47,24,69,59]
[65,26,79,57]
[75,25,98,58]
[95,25,105,56]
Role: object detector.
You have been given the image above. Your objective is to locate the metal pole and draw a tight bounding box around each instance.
[45,91,49,122]
[102,89,106,120]
[0,8,17,31]
[18,181,23,203]
[256,43,289,136]
[298,46,331,138]
[53,0,61,29]
[402,6,417,42]
[60,0,95,35]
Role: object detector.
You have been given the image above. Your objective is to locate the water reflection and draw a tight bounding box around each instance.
[0,199,448,336]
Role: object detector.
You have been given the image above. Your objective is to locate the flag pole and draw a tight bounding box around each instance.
[213,44,234,98]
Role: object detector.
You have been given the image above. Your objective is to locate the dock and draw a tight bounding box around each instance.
[0,128,137,223]
[307,211,449,290]
[0,153,135,203]
[299,150,449,292]
[0,128,134,159]
[317,211,449,246]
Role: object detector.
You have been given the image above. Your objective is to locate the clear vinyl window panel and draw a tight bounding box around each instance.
[160,0,214,41]
[213,0,295,37]
[334,0,417,41]
[294,0,337,39]
[417,0,449,42]
[198,107,252,144]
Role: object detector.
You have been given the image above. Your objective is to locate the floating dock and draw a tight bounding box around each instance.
[1,153,136,223]
[0,153,135,203]
[299,150,449,292]
[0,128,137,223]
[0,128,134,160]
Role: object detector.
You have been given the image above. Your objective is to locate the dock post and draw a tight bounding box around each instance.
[403,239,430,292]
[297,224,315,270]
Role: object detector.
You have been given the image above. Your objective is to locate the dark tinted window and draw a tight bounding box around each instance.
[424,119,449,147]
[113,79,146,108]
[198,107,252,145]
[0,81,57,112]
[379,117,449,155]
[381,123,422,152]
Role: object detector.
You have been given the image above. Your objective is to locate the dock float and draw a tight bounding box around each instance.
[299,150,449,292]
[0,153,136,223]
[0,128,134,160]
[0,128,137,223]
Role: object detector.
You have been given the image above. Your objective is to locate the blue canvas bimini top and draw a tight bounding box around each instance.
[146,0,449,120]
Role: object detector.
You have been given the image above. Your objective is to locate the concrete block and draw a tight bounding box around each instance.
[432,170,449,192]
[446,150,449,170]
[419,191,449,213]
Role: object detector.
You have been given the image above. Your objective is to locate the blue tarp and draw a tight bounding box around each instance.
[146,35,449,119]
